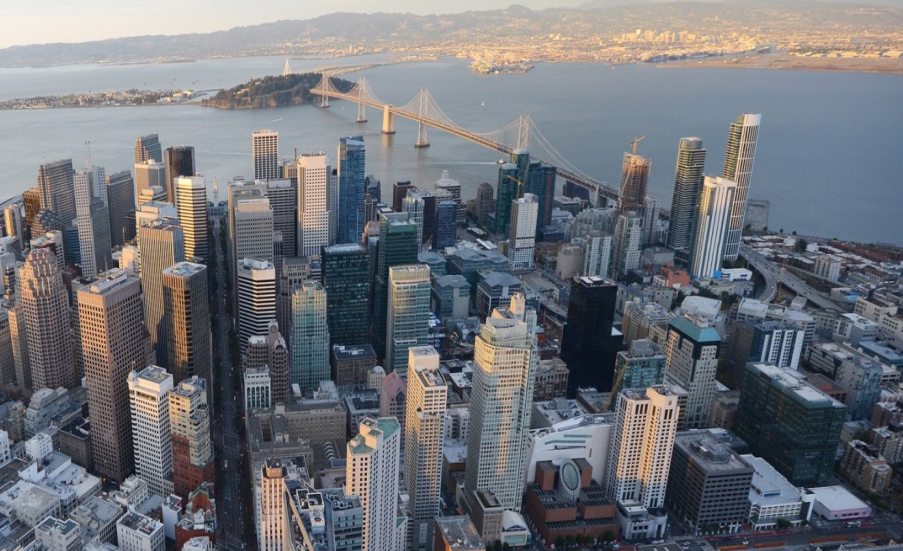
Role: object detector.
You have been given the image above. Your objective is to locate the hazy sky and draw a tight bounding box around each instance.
[0,0,579,49]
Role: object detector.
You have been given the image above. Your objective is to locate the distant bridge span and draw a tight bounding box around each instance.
[311,74,620,204]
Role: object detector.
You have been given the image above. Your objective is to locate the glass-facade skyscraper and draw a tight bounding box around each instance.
[372,213,419,360]
[322,244,371,346]
[338,136,366,244]
[722,114,761,261]
[560,275,622,395]
[666,138,706,266]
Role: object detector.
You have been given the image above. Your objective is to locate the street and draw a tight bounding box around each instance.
[740,244,843,310]
[212,215,250,551]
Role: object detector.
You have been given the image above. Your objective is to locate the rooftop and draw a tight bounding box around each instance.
[743,454,802,506]
[670,315,721,343]
[435,516,485,551]
[163,261,206,277]
[675,431,753,473]
[803,485,870,512]
[749,363,846,409]
[331,344,377,361]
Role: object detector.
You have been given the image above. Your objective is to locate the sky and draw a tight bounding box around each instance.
[0,0,580,49]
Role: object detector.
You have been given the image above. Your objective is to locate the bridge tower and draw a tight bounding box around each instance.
[415,89,429,148]
[382,105,395,134]
[356,77,367,123]
[319,74,330,108]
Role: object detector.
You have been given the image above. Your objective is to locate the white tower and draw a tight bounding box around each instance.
[128,365,174,497]
[297,153,331,257]
[690,175,736,279]
[346,417,401,551]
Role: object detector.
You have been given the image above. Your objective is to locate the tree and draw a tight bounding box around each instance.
[575,534,585,545]
[796,238,809,253]
[491,541,502,551]
[566,535,576,546]
[602,531,615,543]
[556,536,566,549]
[777,519,792,529]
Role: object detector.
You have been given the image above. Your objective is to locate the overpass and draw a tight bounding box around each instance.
[310,74,620,204]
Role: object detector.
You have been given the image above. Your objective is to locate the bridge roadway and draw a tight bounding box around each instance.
[311,85,621,203]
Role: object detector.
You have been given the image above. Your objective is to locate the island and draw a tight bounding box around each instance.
[200,73,354,110]
[0,89,186,110]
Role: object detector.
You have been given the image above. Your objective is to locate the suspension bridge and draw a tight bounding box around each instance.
[311,74,619,204]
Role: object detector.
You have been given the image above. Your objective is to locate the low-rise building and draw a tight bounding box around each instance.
[802,486,871,521]
[433,516,485,551]
[331,344,378,389]
[532,358,569,402]
[743,455,805,531]
[117,511,165,551]
[69,494,124,544]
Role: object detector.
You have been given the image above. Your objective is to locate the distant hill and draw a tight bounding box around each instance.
[201,73,353,110]
[0,2,901,67]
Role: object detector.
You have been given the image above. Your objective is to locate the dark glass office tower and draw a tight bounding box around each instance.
[164,145,196,205]
[526,162,556,232]
[494,164,519,235]
[371,213,419,359]
[393,181,413,213]
[337,136,366,244]
[322,244,371,346]
[666,138,707,266]
[106,171,137,248]
[421,192,437,247]
[434,201,457,251]
[560,276,622,395]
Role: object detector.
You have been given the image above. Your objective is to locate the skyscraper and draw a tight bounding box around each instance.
[665,315,721,430]
[128,365,173,496]
[74,165,112,278]
[435,170,464,222]
[434,200,457,251]
[252,130,279,181]
[169,376,214,498]
[242,321,289,404]
[337,136,366,245]
[134,161,167,203]
[78,270,148,484]
[494,163,519,235]
[230,192,273,282]
[321,244,370,346]
[475,182,494,227]
[267,179,297,257]
[17,248,75,390]
[611,211,643,280]
[666,138,707,266]
[610,339,667,402]
[135,134,163,164]
[163,146,195,205]
[37,159,76,228]
[507,193,539,269]
[174,176,209,263]
[464,295,536,512]
[560,276,622,394]
[690,176,736,278]
[372,213,419,359]
[618,153,651,211]
[404,346,447,551]
[605,385,681,540]
[257,459,288,551]
[392,181,413,213]
[290,281,330,390]
[298,153,331,257]
[237,259,277,354]
[163,262,211,386]
[138,218,185,367]
[386,265,431,373]
[107,170,137,248]
[581,231,612,278]
[722,114,761,261]
[402,190,425,246]
[346,417,401,551]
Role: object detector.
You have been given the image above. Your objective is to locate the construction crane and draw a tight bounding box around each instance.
[604,367,627,412]
[630,135,646,155]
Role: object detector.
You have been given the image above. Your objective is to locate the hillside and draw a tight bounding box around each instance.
[201,73,354,110]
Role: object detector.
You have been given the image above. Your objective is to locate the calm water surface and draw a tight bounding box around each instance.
[0,55,900,244]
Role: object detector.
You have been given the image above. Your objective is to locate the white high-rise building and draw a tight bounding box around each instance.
[404,346,447,551]
[297,153,331,257]
[508,193,539,269]
[464,293,537,511]
[346,417,401,551]
[722,114,761,261]
[128,366,174,497]
[252,130,280,181]
[174,176,209,263]
[402,190,425,246]
[386,264,431,374]
[237,259,277,354]
[605,384,681,540]
[290,281,330,390]
[582,231,612,277]
[74,165,111,277]
[665,315,721,430]
[244,366,271,411]
[690,176,737,279]
[611,211,643,280]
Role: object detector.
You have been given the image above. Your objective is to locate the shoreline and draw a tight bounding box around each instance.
[654,53,903,75]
